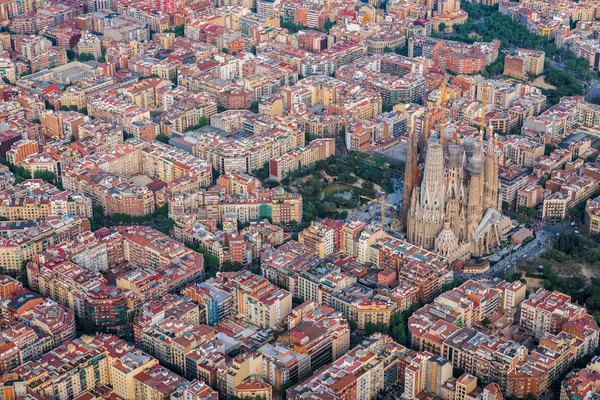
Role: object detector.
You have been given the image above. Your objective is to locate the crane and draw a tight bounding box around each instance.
[360,192,393,231]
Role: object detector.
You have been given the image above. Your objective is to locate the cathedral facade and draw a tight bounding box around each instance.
[403,129,510,263]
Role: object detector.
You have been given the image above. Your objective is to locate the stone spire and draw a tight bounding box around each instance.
[483,131,500,212]
[400,127,419,231]
[445,144,466,242]
[420,138,445,211]
[466,140,484,241]
[407,138,446,249]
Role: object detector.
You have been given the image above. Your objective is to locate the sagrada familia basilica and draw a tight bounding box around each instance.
[400,83,511,263]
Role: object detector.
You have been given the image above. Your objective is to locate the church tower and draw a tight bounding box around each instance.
[444,144,466,242]
[401,128,419,231]
[466,139,484,241]
[483,130,500,212]
[407,138,445,250]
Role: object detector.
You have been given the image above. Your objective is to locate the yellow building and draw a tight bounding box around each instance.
[431,10,469,33]
[259,98,283,116]
[109,349,158,400]
[455,374,478,400]
[0,237,38,274]
[298,222,335,258]
[217,353,263,398]
[22,153,61,177]
[352,297,397,329]
[332,286,397,330]
[133,365,186,400]
[60,90,86,110]
[159,33,175,49]
[542,192,570,223]
[585,195,600,234]
[122,78,171,110]
[234,377,272,400]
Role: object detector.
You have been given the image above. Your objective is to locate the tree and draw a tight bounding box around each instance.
[220,261,245,272]
[78,52,96,62]
[324,20,335,32]
[34,170,56,184]
[0,157,31,184]
[1,76,10,84]
[544,144,557,156]
[155,134,170,144]
[173,24,184,37]
[486,52,505,76]
[438,22,447,33]
[254,162,270,181]
[221,48,229,54]
[66,49,75,61]
[280,383,293,400]
[249,101,259,113]
[482,317,492,327]
[383,46,393,53]
[394,45,408,56]
[370,322,389,335]
[183,116,209,132]
[76,317,97,335]
[251,45,257,55]
[18,259,30,288]
[348,319,358,331]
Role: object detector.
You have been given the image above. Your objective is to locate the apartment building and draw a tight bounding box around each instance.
[288,342,384,399]
[184,282,233,326]
[501,135,544,167]
[20,299,76,348]
[0,180,92,220]
[296,264,356,307]
[542,192,570,223]
[0,275,22,300]
[198,271,292,329]
[516,184,544,209]
[12,334,158,400]
[585,194,600,234]
[259,343,311,390]
[6,140,38,166]
[504,49,545,79]
[269,138,335,181]
[0,216,89,274]
[332,284,397,330]
[134,364,187,400]
[189,127,304,175]
[27,259,128,331]
[216,172,261,195]
[520,289,596,342]
[298,221,336,258]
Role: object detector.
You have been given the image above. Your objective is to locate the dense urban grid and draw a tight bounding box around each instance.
[0,0,599,399]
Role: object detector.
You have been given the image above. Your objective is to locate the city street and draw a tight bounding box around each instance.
[481,223,574,279]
